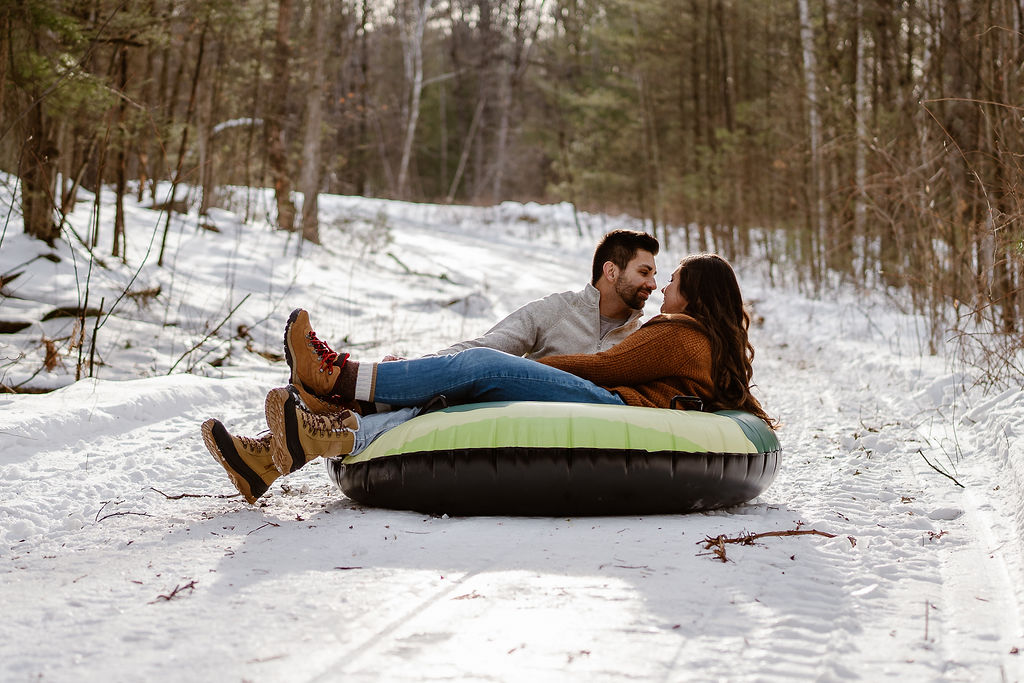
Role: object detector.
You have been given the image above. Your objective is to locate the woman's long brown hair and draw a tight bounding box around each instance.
[675,254,776,427]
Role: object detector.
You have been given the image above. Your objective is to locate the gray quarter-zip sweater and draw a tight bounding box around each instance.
[433,284,644,359]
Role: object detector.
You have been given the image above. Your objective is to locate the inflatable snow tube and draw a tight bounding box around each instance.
[324,401,780,516]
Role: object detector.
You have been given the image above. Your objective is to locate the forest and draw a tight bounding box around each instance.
[2,0,1023,382]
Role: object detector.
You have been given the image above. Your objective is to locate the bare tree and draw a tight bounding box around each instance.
[396,0,433,197]
[853,0,869,279]
[158,18,209,267]
[113,44,129,260]
[798,0,825,281]
[299,0,329,244]
[491,0,545,200]
[267,0,297,230]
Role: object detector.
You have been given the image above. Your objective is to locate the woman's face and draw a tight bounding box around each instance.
[660,266,688,314]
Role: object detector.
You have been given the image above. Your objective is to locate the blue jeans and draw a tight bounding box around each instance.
[373,347,625,406]
[348,348,624,456]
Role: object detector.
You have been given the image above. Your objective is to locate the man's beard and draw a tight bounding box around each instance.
[616,280,650,310]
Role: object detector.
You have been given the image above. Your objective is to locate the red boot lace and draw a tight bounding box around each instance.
[306,332,349,375]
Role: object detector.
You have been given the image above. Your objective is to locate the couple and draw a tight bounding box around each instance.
[202,231,773,504]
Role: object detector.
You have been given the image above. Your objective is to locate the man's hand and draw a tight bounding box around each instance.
[381,354,405,362]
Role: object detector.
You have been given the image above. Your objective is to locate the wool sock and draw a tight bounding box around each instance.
[352,362,378,402]
[330,360,379,403]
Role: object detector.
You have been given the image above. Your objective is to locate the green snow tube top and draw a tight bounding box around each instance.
[324,401,780,516]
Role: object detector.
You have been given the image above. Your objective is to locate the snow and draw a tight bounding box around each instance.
[2,176,1023,681]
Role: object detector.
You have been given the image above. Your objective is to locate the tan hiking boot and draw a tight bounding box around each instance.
[264,386,359,474]
[283,308,349,406]
[292,381,379,416]
[201,419,280,504]
[291,379,343,414]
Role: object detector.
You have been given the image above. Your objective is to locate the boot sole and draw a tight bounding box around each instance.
[265,387,306,475]
[282,308,303,385]
[201,419,267,504]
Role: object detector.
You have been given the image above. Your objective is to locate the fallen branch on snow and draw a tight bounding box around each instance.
[150,486,240,500]
[386,251,456,283]
[917,449,965,488]
[699,527,838,563]
[152,580,197,603]
[96,510,153,523]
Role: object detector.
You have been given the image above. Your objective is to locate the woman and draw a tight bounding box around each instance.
[202,253,772,504]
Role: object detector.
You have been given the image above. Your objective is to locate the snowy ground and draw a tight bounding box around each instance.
[2,178,1023,681]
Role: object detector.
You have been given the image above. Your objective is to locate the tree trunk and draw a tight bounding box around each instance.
[300,0,328,244]
[158,21,209,266]
[713,0,735,133]
[199,39,225,216]
[798,0,825,283]
[21,103,60,245]
[355,0,370,196]
[241,0,271,220]
[491,59,512,202]
[491,0,544,201]
[159,13,188,200]
[446,96,486,203]
[136,0,158,203]
[397,0,433,198]
[853,0,868,281]
[113,45,129,260]
[688,0,705,232]
[267,0,297,231]
[630,9,663,239]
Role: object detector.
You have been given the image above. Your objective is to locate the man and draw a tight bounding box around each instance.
[429,229,659,358]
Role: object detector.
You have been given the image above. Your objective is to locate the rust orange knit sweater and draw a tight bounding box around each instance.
[537,314,713,409]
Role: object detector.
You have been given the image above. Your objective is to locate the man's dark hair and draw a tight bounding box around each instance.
[590,230,660,285]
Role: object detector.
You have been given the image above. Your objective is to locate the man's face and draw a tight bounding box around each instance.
[613,250,657,310]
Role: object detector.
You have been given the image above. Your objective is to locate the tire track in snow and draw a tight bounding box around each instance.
[749,303,1022,680]
[0,375,269,547]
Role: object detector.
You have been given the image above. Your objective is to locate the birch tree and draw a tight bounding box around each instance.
[798,0,825,280]
[853,0,868,277]
[396,0,433,197]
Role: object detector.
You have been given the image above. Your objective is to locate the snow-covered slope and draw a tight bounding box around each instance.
[1,181,1022,680]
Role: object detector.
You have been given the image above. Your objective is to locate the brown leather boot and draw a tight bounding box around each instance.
[283,308,351,407]
[291,379,346,414]
[264,386,359,474]
[201,419,280,504]
[292,381,380,416]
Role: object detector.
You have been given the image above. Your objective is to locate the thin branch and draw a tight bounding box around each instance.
[699,527,838,562]
[167,293,250,374]
[152,580,197,603]
[922,96,1024,113]
[149,487,240,500]
[97,510,153,523]
[918,449,965,488]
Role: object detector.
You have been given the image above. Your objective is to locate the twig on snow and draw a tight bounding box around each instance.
[152,580,197,603]
[918,449,965,488]
[150,486,240,500]
[95,498,153,522]
[97,511,153,523]
[699,527,838,562]
[386,251,456,283]
[95,499,123,521]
